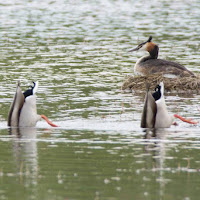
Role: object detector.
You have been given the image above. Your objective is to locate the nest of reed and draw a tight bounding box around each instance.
[121,73,200,92]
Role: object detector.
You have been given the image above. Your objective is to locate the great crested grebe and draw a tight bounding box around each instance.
[129,36,194,77]
[141,82,197,128]
[8,81,58,127]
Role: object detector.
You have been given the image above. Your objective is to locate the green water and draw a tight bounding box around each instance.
[0,0,200,199]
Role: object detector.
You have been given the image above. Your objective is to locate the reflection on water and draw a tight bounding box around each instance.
[10,128,38,187]
[0,127,200,199]
[0,0,200,199]
[143,129,168,198]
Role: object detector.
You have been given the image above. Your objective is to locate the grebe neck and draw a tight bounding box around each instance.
[149,45,159,59]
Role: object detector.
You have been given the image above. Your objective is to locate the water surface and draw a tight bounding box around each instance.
[0,0,200,199]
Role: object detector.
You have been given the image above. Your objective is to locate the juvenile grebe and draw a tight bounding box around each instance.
[129,36,194,77]
[141,82,197,128]
[8,81,58,127]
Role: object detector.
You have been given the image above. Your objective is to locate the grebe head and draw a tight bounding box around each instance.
[129,36,159,59]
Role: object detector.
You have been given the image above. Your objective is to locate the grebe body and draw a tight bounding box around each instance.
[141,82,173,128]
[130,36,194,77]
[141,82,197,128]
[8,81,57,127]
[8,81,40,127]
[19,95,41,127]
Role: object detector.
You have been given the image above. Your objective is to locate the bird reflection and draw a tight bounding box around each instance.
[143,128,156,139]
[143,128,170,199]
[9,127,38,186]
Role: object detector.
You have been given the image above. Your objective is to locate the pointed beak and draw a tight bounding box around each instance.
[128,41,147,52]
[129,36,152,53]
[128,45,142,52]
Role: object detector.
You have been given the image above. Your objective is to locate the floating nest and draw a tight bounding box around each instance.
[121,73,200,92]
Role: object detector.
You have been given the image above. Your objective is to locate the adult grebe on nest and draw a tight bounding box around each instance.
[129,36,195,77]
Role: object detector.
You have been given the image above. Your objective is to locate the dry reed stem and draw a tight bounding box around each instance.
[122,73,200,92]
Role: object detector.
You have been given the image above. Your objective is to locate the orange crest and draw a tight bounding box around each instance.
[146,42,156,52]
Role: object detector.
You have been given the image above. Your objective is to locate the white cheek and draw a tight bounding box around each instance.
[140,43,147,51]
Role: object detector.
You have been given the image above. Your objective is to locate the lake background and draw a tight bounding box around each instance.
[0,0,200,199]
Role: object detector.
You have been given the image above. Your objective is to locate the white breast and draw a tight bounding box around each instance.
[134,56,146,75]
[19,95,41,127]
[155,98,173,128]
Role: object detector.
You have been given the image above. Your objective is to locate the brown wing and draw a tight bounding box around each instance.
[141,91,157,128]
[140,59,194,76]
[8,81,24,127]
